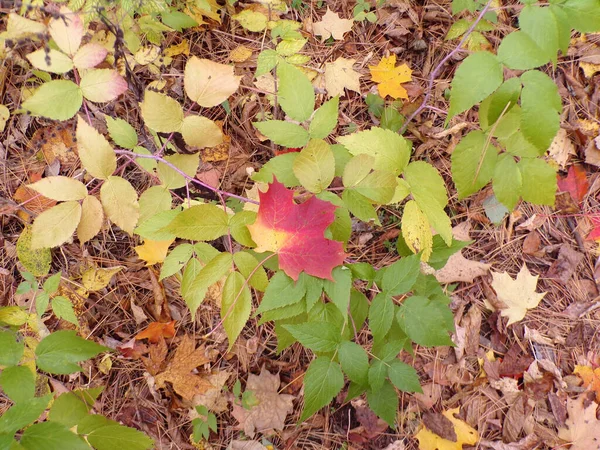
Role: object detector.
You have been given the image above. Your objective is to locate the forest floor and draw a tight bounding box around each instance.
[2,0,600,449]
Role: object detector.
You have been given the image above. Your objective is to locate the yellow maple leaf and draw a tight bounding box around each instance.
[135,239,174,265]
[415,408,479,450]
[369,55,412,99]
[574,365,600,402]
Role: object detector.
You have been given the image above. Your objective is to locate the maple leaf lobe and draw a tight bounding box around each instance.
[248,178,346,280]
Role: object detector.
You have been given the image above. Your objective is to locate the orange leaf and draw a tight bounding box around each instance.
[247,178,346,280]
[557,165,589,204]
[135,320,176,344]
[369,55,412,100]
[574,365,600,402]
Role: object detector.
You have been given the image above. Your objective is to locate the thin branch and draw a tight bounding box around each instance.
[400,0,494,134]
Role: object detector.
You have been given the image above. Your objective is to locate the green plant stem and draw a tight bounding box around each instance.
[399,0,494,134]
[113,149,258,204]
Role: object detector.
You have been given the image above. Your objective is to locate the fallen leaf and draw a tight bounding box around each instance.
[313,8,353,42]
[141,336,168,375]
[324,57,362,98]
[415,407,479,450]
[228,441,268,450]
[573,366,600,402]
[435,252,491,284]
[230,45,253,63]
[185,57,241,107]
[586,216,600,241]
[134,239,175,265]
[557,165,589,204]
[81,266,123,291]
[154,335,213,401]
[231,366,295,438]
[490,265,546,326]
[546,244,583,284]
[548,129,576,170]
[248,178,346,280]
[580,61,600,78]
[557,395,600,450]
[522,231,541,255]
[192,370,231,413]
[135,320,176,344]
[13,185,56,215]
[31,124,79,167]
[369,55,412,100]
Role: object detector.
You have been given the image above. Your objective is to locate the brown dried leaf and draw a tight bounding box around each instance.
[154,335,213,401]
[231,366,295,438]
[435,252,491,284]
[192,370,231,413]
[557,395,600,450]
[546,244,584,284]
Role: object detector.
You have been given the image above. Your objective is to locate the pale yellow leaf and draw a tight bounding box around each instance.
[77,195,104,244]
[401,200,433,261]
[0,105,9,132]
[100,176,139,235]
[490,264,546,326]
[230,45,253,63]
[435,252,491,284]
[81,265,123,291]
[4,13,46,41]
[26,49,73,74]
[28,176,87,201]
[181,116,224,149]
[140,90,184,133]
[415,408,479,450]
[547,128,576,170]
[557,395,600,450]
[313,8,353,41]
[135,239,174,265]
[232,9,269,32]
[157,153,200,189]
[31,201,82,249]
[138,186,172,224]
[324,57,361,98]
[76,116,117,180]
[184,57,241,107]
[48,7,83,56]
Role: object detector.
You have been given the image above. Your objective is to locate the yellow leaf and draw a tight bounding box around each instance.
[184,57,241,107]
[140,90,184,133]
[401,200,433,261]
[76,117,117,180]
[489,265,546,326]
[313,8,353,41]
[415,408,478,450]
[574,365,600,402]
[100,176,139,235]
[181,116,224,149]
[369,55,412,100]
[164,40,190,57]
[77,195,104,244]
[31,201,82,249]
[135,239,175,266]
[230,45,253,63]
[232,9,269,32]
[81,266,123,291]
[324,57,361,98]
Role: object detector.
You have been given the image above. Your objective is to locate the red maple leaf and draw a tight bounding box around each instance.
[248,178,346,280]
[557,165,589,204]
[586,216,600,241]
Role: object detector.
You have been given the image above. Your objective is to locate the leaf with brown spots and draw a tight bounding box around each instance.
[154,335,213,401]
[558,395,600,450]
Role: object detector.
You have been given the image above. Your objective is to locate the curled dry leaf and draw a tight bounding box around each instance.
[231,366,295,438]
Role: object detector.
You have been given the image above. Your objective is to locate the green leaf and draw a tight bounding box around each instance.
[396,296,454,347]
[283,321,341,352]
[309,97,339,138]
[388,360,421,393]
[519,5,560,65]
[160,243,193,280]
[163,204,229,241]
[255,49,280,77]
[382,254,420,295]
[451,131,498,199]
[233,251,269,292]
[100,176,139,235]
[105,116,137,149]
[51,296,79,326]
[157,153,200,189]
[252,153,301,187]
[493,154,522,210]
[43,272,62,293]
[353,170,397,204]
[260,300,306,324]
[181,258,205,318]
[48,393,89,428]
[35,330,108,375]
[31,201,82,249]
[380,107,404,132]
[338,341,369,385]
[0,366,35,403]
[134,209,180,241]
[300,357,344,421]
[448,52,503,120]
[257,271,306,314]
[140,90,184,133]
[337,127,411,175]
[221,271,252,350]
[343,154,374,188]
[20,421,90,450]
[21,80,82,120]
[369,293,394,343]
[229,211,257,247]
[366,380,397,426]
[0,395,51,436]
[479,77,522,129]
[518,158,556,206]
[520,70,561,151]
[323,266,352,320]
[189,252,233,295]
[87,424,154,450]
[253,120,309,148]
[76,117,117,180]
[28,176,87,202]
[277,61,315,122]
[559,0,600,32]
[368,360,387,392]
[292,139,335,193]
[428,237,471,270]
[497,31,550,70]
[342,189,380,225]
[160,11,198,31]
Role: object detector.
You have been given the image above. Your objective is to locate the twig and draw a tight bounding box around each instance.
[400,0,495,134]
[113,149,258,204]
